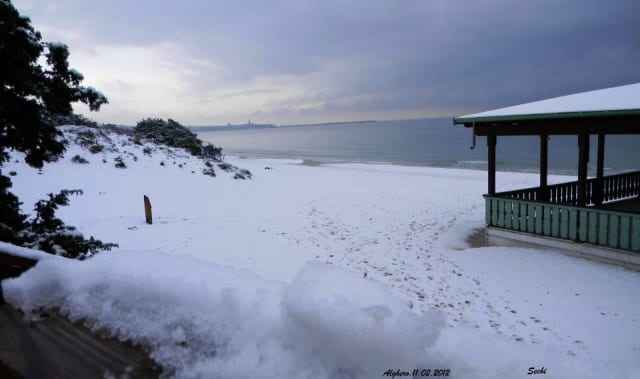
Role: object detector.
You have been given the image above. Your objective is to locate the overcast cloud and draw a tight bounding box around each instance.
[14,0,640,125]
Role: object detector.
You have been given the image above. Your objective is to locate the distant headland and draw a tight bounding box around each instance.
[189,121,277,132]
[189,120,377,132]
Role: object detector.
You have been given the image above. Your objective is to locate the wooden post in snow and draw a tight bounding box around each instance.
[144,195,153,224]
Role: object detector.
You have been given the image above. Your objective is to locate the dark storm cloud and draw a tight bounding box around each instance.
[15,0,640,122]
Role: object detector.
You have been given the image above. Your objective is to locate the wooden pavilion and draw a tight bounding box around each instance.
[453,83,640,264]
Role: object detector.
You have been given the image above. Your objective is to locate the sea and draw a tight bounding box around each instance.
[197,118,639,175]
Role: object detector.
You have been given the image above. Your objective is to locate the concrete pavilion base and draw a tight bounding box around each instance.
[484,227,640,271]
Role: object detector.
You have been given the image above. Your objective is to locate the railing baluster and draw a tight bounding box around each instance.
[626,175,631,197]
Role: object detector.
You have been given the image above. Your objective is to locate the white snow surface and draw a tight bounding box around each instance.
[2,125,640,378]
[457,82,640,120]
[0,241,56,261]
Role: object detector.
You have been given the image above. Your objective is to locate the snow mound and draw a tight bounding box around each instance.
[281,263,444,378]
[3,251,445,378]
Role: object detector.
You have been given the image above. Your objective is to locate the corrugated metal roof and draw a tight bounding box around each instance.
[454,83,640,124]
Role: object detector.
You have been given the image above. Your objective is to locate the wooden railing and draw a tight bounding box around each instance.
[496,171,640,205]
[484,196,640,252]
[484,171,640,253]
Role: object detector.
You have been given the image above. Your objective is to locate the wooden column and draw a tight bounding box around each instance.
[577,134,590,206]
[487,134,497,195]
[144,195,153,224]
[539,134,549,201]
[595,134,605,205]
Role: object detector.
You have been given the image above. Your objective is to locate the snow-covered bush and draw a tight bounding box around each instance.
[114,156,126,169]
[17,190,117,259]
[233,169,252,180]
[71,154,89,164]
[202,143,223,161]
[89,144,104,154]
[217,162,234,172]
[134,118,223,161]
[74,129,98,148]
[134,118,202,156]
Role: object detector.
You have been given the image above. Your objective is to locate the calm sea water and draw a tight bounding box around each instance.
[198,118,639,175]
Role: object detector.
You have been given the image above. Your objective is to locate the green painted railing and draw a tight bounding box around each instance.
[496,171,640,205]
[485,171,640,252]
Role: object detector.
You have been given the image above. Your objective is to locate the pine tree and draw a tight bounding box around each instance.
[0,0,107,168]
[0,0,115,258]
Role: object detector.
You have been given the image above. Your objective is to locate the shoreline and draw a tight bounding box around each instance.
[234,154,579,176]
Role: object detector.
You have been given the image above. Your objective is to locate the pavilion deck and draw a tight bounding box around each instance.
[484,171,640,252]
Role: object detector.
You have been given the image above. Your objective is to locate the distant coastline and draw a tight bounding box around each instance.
[280,120,376,128]
[189,122,277,132]
[189,119,377,132]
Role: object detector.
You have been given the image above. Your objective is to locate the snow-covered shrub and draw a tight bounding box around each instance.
[217,162,234,172]
[47,113,99,128]
[202,143,223,161]
[74,129,98,148]
[202,167,216,177]
[0,173,27,243]
[114,156,126,169]
[134,118,223,161]
[89,144,104,154]
[17,190,118,259]
[71,154,89,164]
[134,118,203,156]
[233,169,252,180]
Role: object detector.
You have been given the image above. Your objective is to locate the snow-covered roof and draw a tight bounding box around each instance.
[454,83,640,124]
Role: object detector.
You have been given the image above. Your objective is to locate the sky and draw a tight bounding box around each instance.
[13,0,640,126]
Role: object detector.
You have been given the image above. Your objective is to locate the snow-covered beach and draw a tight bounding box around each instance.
[3,125,640,378]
